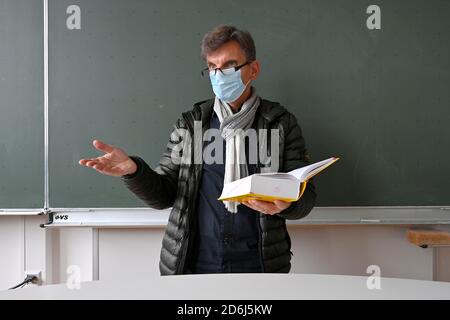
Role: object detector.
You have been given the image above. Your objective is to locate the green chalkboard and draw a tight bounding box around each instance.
[37,0,450,207]
[0,0,44,208]
[0,0,448,210]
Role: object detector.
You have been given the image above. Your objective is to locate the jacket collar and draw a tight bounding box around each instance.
[256,98,287,122]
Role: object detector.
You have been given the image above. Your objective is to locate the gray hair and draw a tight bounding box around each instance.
[200,24,256,62]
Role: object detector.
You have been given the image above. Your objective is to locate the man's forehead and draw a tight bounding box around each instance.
[206,41,245,65]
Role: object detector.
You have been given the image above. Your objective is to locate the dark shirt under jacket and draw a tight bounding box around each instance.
[188,111,262,274]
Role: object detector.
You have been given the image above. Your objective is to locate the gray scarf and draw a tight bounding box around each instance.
[213,87,261,213]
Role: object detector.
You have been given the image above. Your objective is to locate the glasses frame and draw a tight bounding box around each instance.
[201,61,252,77]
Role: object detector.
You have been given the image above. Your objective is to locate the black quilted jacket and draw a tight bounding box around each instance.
[121,98,317,275]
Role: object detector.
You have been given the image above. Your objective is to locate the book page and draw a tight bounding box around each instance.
[218,176,252,200]
[257,172,298,180]
[287,157,339,181]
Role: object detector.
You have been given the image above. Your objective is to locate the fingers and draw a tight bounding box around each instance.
[274,200,291,210]
[92,164,123,176]
[92,139,115,154]
[243,199,279,215]
[79,158,97,166]
[242,201,253,210]
[80,160,95,167]
[78,139,114,167]
[242,199,291,215]
[78,160,118,175]
[78,157,98,166]
[91,162,104,171]
[78,158,103,168]
[250,199,278,214]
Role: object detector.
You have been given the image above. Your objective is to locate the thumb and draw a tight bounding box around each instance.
[93,139,115,154]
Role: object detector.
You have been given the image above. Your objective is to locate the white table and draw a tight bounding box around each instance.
[1,274,450,300]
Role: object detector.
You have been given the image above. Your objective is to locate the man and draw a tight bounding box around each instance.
[79,25,316,275]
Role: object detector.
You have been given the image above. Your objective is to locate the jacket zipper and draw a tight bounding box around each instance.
[177,163,202,274]
[255,162,266,273]
[176,107,205,274]
[256,118,266,272]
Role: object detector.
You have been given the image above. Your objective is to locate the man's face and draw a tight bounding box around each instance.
[205,40,260,86]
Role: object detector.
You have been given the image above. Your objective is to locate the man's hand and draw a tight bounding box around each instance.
[242,199,292,215]
[78,139,137,177]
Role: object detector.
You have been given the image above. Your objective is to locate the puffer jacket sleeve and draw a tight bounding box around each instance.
[120,118,187,210]
[277,113,317,220]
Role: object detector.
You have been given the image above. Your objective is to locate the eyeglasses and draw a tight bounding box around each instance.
[201,61,252,77]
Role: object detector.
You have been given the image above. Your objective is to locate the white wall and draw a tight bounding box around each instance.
[435,225,450,282]
[96,225,435,281]
[0,216,94,289]
[0,216,24,289]
[98,228,163,281]
[1,216,449,291]
[56,227,95,284]
[289,225,433,280]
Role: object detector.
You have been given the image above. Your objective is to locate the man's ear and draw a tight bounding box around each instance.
[251,60,260,80]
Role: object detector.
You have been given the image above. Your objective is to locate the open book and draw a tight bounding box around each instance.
[218,156,340,203]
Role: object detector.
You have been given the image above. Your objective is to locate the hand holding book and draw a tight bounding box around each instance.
[242,198,293,215]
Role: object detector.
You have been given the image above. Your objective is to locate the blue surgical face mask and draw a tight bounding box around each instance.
[209,67,251,103]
